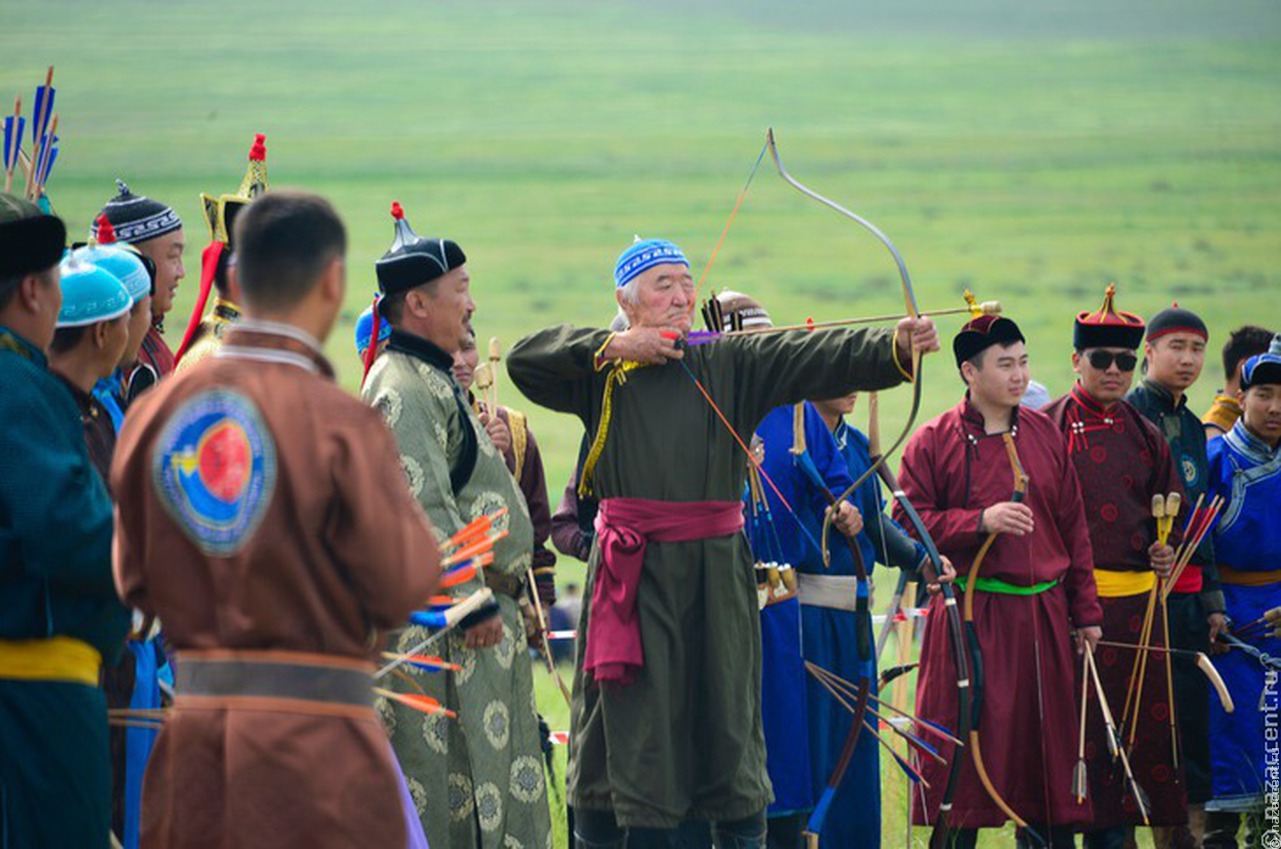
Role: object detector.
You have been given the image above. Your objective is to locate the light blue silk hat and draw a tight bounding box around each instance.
[57,256,132,328]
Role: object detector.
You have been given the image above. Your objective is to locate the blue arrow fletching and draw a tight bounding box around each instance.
[30,85,54,144]
[409,610,448,630]
[903,729,941,760]
[2,116,23,171]
[913,714,958,743]
[886,742,923,783]
[405,658,449,674]
[36,135,57,184]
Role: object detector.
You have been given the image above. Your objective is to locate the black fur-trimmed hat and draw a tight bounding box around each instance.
[1074,284,1145,351]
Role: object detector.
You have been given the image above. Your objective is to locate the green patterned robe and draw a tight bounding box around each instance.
[364,330,552,849]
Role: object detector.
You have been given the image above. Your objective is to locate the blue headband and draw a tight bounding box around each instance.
[613,238,688,289]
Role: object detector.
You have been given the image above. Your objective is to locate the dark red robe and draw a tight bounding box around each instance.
[1044,384,1188,827]
[897,398,1101,829]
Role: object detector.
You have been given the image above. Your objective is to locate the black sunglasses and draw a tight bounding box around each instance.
[1087,350,1138,372]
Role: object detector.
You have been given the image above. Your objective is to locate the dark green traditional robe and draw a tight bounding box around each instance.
[507,324,906,828]
[0,324,126,849]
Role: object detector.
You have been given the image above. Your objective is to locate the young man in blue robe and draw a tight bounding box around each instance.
[720,290,934,849]
[1204,336,1281,848]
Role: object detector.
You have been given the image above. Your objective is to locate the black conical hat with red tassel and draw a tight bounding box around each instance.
[374,201,466,313]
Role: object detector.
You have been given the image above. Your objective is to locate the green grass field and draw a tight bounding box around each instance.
[5,1,1280,844]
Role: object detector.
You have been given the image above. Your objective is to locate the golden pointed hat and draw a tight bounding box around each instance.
[1074,283,1145,350]
[177,134,268,363]
[200,133,268,247]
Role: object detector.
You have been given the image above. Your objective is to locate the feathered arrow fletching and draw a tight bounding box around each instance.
[29,74,53,147]
[374,687,456,719]
[379,651,461,673]
[3,113,24,173]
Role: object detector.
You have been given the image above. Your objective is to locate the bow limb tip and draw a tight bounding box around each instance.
[1197,653,1234,713]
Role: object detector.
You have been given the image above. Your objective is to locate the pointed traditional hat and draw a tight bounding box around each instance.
[374,201,466,312]
[177,134,269,363]
[1074,284,1145,350]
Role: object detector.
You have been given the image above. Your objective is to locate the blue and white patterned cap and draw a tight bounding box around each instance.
[57,256,132,328]
[69,244,150,306]
[355,301,392,356]
[613,237,688,289]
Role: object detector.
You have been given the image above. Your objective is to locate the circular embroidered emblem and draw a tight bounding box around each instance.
[1181,454,1199,488]
[510,755,545,804]
[151,389,277,556]
[475,781,503,832]
[448,772,475,822]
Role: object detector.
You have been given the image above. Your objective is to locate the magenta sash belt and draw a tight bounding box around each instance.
[585,497,744,686]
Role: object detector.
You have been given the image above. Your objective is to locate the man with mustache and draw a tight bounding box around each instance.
[363,203,551,849]
[508,237,938,848]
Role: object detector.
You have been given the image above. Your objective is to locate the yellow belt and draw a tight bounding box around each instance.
[1093,568,1156,598]
[0,636,102,687]
[1218,566,1281,587]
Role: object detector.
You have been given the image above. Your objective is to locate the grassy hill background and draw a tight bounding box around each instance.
[5,1,1279,843]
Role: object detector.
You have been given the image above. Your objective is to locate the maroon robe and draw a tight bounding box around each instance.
[125,323,175,404]
[112,323,439,849]
[897,398,1101,829]
[493,405,557,605]
[1043,384,1188,827]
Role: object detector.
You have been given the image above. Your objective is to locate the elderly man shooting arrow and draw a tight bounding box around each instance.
[508,231,938,848]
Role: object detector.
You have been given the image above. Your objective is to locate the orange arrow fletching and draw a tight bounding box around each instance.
[379,652,462,672]
[444,509,508,551]
[441,531,508,567]
[374,688,457,718]
[440,565,477,589]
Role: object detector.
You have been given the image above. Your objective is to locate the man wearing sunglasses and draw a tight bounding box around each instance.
[1044,285,1187,849]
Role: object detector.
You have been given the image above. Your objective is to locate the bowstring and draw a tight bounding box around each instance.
[691,138,769,307]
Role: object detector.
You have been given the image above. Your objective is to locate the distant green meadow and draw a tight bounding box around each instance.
[6,0,1279,843]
